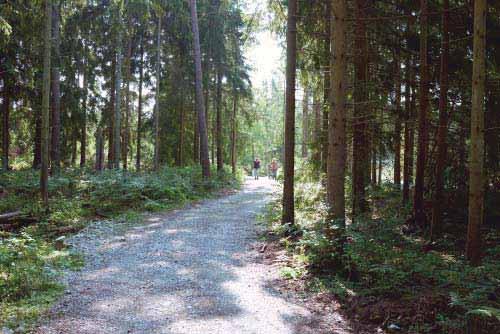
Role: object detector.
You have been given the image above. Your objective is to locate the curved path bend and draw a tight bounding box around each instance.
[36,178,347,334]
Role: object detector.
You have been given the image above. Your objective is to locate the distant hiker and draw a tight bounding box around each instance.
[253,158,261,180]
[270,159,278,180]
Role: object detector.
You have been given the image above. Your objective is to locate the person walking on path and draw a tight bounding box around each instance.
[253,158,261,180]
[270,159,279,180]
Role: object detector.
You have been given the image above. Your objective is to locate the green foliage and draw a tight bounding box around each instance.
[0,233,83,330]
[264,167,500,333]
[0,166,240,225]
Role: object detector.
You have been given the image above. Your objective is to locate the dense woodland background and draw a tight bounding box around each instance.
[268,0,499,332]
[0,0,499,333]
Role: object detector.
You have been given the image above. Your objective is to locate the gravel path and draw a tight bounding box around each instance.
[35,178,341,334]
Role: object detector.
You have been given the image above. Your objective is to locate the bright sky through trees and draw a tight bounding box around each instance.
[243,0,283,89]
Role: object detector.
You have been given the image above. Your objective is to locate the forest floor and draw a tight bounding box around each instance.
[34,177,355,334]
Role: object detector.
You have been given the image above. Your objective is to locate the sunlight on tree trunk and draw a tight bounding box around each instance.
[189,0,210,178]
[327,0,347,222]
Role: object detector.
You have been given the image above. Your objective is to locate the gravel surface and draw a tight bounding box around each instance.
[35,178,347,334]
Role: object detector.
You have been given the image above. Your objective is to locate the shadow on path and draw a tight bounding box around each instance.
[36,178,353,334]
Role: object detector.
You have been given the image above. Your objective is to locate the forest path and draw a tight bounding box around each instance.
[36,177,345,334]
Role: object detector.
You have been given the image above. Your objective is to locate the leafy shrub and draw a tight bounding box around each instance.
[0,233,82,329]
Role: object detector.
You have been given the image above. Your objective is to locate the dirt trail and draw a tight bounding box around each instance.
[36,178,352,334]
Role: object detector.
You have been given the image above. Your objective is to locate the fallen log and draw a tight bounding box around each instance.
[0,211,38,232]
[466,308,500,334]
[0,211,24,223]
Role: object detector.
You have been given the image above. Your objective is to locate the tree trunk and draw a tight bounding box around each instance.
[41,0,52,207]
[95,127,104,171]
[189,0,210,178]
[211,101,217,166]
[302,87,310,158]
[178,100,185,167]
[393,48,402,187]
[231,92,237,174]
[321,1,331,174]
[108,57,116,169]
[33,105,42,169]
[1,82,10,171]
[204,87,211,164]
[113,6,123,169]
[282,0,297,225]
[352,0,369,215]
[123,31,132,171]
[378,146,382,185]
[413,0,429,227]
[80,53,88,168]
[216,67,223,171]
[71,128,77,166]
[312,86,321,163]
[193,105,200,164]
[402,12,414,203]
[136,36,144,171]
[466,0,486,265]
[371,147,377,184]
[153,14,161,171]
[51,1,61,173]
[431,0,450,239]
[409,69,416,183]
[327,0,347,221]
[403,47,414,203]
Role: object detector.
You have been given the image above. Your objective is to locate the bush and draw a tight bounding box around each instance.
[0,233,82,329]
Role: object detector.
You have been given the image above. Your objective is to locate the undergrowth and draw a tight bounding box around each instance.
[0,165,241,331]
[264,163,499,334]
